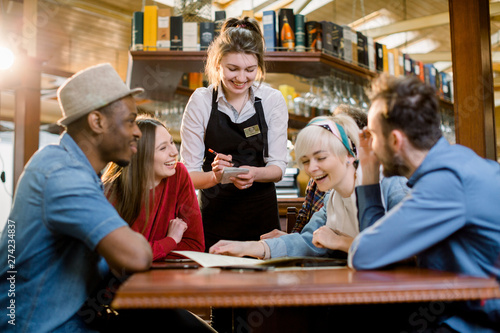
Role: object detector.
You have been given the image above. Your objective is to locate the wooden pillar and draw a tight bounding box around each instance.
[449,0,497,160]
[13,58,41,190]
[13,0,41,191]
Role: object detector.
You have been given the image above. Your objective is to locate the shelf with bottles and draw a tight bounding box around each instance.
[126,50,377,102]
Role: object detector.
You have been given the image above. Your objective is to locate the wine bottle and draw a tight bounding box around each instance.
[281,16,295,50]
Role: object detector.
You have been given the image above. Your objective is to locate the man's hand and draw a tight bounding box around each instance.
[358,128,380,185]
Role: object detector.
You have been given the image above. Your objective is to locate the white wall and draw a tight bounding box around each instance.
[0,122,59,232]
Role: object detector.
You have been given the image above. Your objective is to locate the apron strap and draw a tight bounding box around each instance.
[254,97,269,158]
[211,88,269,158]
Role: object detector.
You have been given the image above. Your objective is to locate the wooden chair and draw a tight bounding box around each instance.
[286,206,298,233]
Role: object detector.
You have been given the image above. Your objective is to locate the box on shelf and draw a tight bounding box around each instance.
[403,53,413,76]
[183,22,198,51]
[367,37,375,71]
[157,8,171,50]
[189,72,203,90]
[295,14,306,52]
[131,11,143,51]
[305,21,322,52]
[387,48,402,76]
[214,11,226,38]
[331,22,343,59]
[263,10,277,51]
[342,25,356,63]
[424,63,438,89]
[200,22,214,50]
[143,5,158,51]
[321,21,334,55]
[357,31,368,68]
[414,60,425,82]
[382,44,388,73]
[170,16,183,51]
[375,42,384,71]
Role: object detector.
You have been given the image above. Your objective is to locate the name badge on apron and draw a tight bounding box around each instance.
[244,125,261,138]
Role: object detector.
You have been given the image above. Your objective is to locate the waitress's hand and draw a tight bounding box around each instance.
[211,153,233,183]
[167,218,188,244]
[230,165,257,190]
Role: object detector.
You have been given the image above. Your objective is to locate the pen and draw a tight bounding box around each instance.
[209,148,233,164]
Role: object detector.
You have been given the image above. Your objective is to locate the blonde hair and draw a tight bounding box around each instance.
[295,114,360,170]
[205,16,266,88]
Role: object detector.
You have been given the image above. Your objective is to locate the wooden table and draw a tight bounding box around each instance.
[112,265,500,332]
[112,266,500,309]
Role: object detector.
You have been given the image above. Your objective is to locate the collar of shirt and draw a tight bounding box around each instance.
[407,136,447,188]
[216,83,257,122]
[60,132,104,189]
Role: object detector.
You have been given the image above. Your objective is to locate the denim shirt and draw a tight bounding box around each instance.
[264,175,409,258]
[350,137,500,332]
[0,133,126,332]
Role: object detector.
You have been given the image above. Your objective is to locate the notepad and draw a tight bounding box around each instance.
[220,167,249,184]
[172,251,346,269]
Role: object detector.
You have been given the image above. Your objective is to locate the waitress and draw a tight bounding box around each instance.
[180,16,288,251]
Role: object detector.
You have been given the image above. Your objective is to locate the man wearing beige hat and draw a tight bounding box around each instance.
[0,63,153,332]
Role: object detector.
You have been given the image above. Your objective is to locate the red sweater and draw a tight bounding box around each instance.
[131,163,205,260]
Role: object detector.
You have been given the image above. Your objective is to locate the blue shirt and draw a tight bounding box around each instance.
[0,133,126,332]
[265,175,409,258]
[350,137,500,332]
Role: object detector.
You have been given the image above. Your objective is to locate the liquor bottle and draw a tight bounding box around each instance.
[281,15,295,50]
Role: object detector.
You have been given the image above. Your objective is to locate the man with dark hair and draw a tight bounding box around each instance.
[0,63,153,332]
[349,74,500,332]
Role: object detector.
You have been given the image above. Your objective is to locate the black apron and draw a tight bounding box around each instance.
[200,89,280,251]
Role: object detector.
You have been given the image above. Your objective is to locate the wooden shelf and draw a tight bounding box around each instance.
[127,50,377,102]
[264,51,376,79]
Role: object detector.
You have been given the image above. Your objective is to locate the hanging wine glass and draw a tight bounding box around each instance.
[303,79,317,117]
[328,76,340,114]
[318,77,333,116]
[358,81,368,111]
[309,80,322,117]
[346,78,357,106]
[338,75,349,105]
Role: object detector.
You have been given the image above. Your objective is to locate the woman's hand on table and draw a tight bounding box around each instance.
[312,226,353,253]
[209,240,262,258]
[260,229,287,239]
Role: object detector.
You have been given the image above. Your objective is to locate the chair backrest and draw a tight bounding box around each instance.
[286,207,298,234]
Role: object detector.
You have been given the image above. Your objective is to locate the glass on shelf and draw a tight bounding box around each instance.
[303,79,317,117]
[318,77,334,116]
[346,78,358,107]
[358,80,369,111]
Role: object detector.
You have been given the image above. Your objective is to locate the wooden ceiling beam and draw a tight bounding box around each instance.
[409,51,500,65]
[365,2,500,38]
[56,0,135,23]
[408,51,452,63]
[254,0,294,19]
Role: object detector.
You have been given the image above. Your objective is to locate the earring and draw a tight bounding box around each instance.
[346,161,350,165]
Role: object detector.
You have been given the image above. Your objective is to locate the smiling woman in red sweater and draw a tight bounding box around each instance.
[102,115,204,260]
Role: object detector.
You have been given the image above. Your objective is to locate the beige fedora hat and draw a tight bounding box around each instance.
[57,63,144,126]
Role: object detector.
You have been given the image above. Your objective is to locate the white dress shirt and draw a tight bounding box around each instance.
[180,83,289,176]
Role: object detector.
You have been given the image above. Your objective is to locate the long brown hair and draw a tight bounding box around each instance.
[205,16,266,88]
[102,115,168,226]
